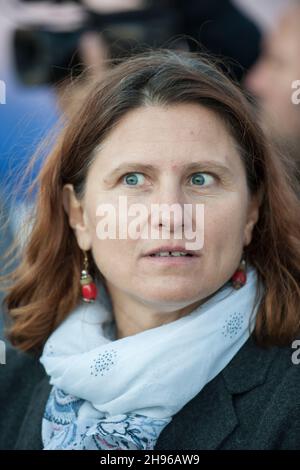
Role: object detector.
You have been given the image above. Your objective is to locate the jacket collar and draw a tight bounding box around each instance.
[222,335,279,394]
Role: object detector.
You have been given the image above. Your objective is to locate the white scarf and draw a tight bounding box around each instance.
[40,264,261,450]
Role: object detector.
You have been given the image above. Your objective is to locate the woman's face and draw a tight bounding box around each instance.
[64,103,259,312]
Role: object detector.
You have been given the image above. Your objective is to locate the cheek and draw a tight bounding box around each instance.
[86,199,137,280]
[203,196,247,253]
[91,238,134,281]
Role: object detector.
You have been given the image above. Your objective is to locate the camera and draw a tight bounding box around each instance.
[13,0,181,85]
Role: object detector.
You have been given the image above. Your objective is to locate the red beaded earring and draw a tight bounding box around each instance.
[80,250,98,303]
[231,258,247,289]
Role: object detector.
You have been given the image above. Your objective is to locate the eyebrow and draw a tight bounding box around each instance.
[104,160,234,181]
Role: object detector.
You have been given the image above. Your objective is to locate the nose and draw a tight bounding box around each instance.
[150,179,186,235]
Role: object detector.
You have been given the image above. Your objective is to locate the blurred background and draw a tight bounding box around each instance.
[1,0,300,333]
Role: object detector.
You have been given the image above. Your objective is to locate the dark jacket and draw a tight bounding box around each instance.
[1,335,300,450]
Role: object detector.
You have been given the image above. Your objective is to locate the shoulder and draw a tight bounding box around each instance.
[0,343,47,449]
[0,343,45,388]
[268,339,300,393]
[222,336,300,449]
[223,335,300,389]
[156,335,300,450]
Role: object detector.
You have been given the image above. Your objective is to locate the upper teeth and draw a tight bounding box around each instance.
[152,251,189,257]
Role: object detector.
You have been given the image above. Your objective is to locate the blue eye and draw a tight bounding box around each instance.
[123,172,145,186]
[190,173,214,186]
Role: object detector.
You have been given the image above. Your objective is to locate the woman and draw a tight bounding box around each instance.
[1,49,300,450]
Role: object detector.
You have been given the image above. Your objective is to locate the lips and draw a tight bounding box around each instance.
[149,251,193,257]
[144,246,199,257]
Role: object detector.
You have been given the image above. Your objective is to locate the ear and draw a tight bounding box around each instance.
[62,184,92,251]
[243,191,262,247]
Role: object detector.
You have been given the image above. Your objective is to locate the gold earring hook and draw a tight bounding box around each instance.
[83,250,89,272]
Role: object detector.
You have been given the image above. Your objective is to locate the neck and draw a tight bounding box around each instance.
[104,282,204,339]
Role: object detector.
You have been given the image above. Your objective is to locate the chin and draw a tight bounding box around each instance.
[140,284,201,307]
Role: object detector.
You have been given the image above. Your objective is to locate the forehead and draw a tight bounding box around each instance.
[94,104,238,168]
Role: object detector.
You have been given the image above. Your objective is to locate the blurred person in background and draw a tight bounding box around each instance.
[245,2,300,182]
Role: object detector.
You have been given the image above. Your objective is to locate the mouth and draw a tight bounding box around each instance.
[144,245,200,258]
[142,248,200,265]
[148,251,194,258]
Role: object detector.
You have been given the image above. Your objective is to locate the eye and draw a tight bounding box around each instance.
[190,172,215,187]
[122,172,145,186]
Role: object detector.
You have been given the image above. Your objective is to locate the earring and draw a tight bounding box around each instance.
[80,250,98,302]
[231,258,247,289]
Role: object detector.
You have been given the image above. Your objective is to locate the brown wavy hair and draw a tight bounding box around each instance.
[1,48,300,353]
